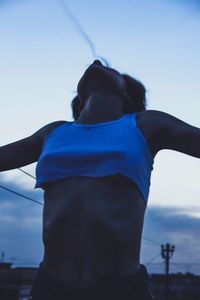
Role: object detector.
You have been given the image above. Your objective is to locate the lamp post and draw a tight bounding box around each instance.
[161,243,175,300]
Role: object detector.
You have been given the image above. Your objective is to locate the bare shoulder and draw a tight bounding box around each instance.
[135,110,166,157]
[32,120,67,142]
[136,109,180,126]
[136,110,200,158]
[136,109,191,135]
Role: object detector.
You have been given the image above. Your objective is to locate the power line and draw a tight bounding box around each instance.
[142,236,161,246]
[171,262,200,265]
[147,262,200,267]
[0,184,43,206]
[2,173,162,247]
[18,168,36,179]
[0,136,36,180]
[146,251,162,266]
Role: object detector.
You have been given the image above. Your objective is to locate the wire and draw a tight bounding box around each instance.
[0,136,36,180]
[142,236,161,246]
[58,0,109,66]
[171,262,200,265]
[18,168,36,179]
[146,251,162,266]
[0,184,43,206]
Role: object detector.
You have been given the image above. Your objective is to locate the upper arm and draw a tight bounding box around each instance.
[0,120,66,171]
[148,110,200,159]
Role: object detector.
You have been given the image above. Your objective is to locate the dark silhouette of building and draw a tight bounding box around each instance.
[0,262,200,300]
[150,272,200,300]
[0,262,37,300]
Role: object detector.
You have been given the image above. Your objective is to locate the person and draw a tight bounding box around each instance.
[0,59,199,300]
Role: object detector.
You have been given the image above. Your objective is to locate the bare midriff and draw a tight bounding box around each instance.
[41,174,146,288]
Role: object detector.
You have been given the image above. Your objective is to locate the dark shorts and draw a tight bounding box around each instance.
[29,263,154,300]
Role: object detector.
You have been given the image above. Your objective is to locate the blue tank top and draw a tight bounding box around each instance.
[35,113,154,203]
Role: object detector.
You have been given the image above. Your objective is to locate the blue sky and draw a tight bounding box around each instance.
[0,0,200,274]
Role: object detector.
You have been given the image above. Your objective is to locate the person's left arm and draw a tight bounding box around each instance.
[143,110,200,158]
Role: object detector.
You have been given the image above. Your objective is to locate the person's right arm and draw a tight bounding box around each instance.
[0,121,66,172]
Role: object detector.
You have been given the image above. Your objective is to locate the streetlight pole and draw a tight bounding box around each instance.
[161,243,175,300]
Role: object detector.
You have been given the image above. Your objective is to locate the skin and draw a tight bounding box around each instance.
[0,61,200,288]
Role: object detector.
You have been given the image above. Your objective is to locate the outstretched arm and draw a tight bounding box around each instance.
[0,135,42,171]
[158,112,200,158]
[147,110,200,158]
[0,120,66,172]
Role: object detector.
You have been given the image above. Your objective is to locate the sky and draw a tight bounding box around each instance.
[0,0,200,274]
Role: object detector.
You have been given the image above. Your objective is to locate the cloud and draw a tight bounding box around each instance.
[142,205,200,274]
[0,175,44,265]
[145,206,200,238]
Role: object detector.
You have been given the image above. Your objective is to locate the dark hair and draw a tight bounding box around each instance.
[122,75,146,113]
[71,95,82,121]
[71,74,146,120]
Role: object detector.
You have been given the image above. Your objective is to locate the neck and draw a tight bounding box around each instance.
[77,91,125,124]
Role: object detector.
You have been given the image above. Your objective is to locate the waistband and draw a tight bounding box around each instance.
[34,262,151,290]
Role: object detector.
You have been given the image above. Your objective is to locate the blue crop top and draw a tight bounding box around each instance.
[35,113,154,203]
